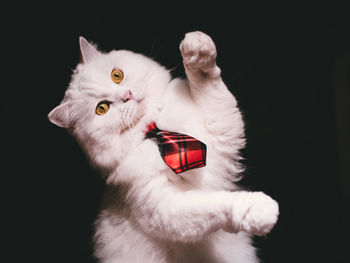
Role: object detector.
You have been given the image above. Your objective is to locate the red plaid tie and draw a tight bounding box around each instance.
[146,122,207,174]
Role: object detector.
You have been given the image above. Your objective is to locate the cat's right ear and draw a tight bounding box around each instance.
[79,36,99,63]
[48,102,72,128]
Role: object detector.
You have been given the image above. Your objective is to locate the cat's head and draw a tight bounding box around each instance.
[48,37,171,170]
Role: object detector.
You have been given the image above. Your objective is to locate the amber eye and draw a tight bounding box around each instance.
[96,102,110,115]
[111,69,124,84]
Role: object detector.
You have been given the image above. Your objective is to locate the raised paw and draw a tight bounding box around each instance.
[241,192,279,236]
[180,31,218,73]
[230,192,279,236]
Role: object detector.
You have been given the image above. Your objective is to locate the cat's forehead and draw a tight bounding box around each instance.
[82,50,151,73]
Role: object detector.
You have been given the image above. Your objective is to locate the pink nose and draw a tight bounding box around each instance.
[122,90,134,103]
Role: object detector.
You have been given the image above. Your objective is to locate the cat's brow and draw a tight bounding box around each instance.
[83,89,117,102]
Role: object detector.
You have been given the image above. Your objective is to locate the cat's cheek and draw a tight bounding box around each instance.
[92,108,122,132]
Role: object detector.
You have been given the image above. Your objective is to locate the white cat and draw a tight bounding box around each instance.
[48,31,279,263]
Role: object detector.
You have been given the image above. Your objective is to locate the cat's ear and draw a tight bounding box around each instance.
[48,102,72,128]
[79,36,99,63]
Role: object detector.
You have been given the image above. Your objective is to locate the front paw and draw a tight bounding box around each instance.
[231,192,279,236]
[180,31,217,72]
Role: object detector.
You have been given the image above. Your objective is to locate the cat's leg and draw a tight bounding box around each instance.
[130,181,278,243]
[180,31,245,146]
[178,31,279,235]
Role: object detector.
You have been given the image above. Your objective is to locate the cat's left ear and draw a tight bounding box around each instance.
[79,36,99,63]
[48,102,72,128]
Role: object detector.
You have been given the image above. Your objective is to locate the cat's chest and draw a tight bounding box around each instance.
[156,82,205,138]
[116,137,168,181]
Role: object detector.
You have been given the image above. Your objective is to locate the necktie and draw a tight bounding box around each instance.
[145,122,207,174]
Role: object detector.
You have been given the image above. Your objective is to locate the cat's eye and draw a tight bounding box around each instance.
[111,69,124,84]
[96,102,110,115]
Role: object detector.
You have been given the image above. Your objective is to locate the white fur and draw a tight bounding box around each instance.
[49,32,279,262]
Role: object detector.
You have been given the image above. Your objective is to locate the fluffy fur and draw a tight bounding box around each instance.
[48,31,279,262]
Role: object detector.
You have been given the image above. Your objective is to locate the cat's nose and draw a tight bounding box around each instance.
[122,90,134,103]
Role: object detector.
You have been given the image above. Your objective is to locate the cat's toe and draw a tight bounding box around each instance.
[241,192,279,236]
[180,31,217,69]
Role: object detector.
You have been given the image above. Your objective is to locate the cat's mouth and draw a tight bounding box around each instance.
[119,99,144,132]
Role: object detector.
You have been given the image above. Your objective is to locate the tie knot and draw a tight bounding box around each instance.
[145,122,160,138]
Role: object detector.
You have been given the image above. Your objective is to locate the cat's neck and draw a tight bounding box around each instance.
[116,113,156,159]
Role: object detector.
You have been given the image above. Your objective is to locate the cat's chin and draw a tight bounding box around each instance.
[120,118,141,134]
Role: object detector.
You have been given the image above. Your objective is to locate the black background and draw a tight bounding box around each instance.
[3,2,349,263]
